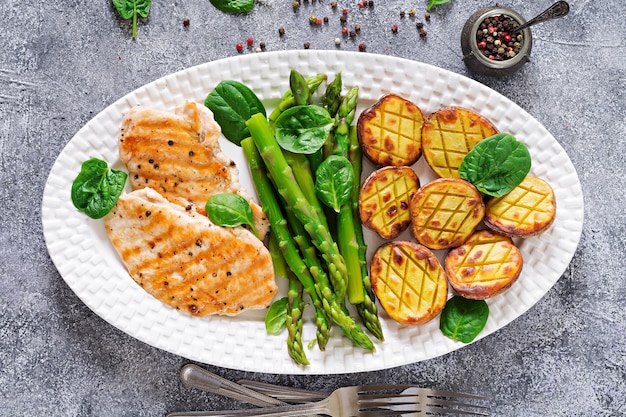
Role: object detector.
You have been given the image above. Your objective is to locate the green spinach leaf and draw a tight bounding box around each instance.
[265,297,288,334]
[71,158,127,219]
[459,133,531,197]
[206,193,258,237]
[205,80,266,146]
[315,155,354,213]
[112,0,151,39]
[274,105,334,154]
[427,0,451,11]
[440,296,489,343]
[210,0,254,14]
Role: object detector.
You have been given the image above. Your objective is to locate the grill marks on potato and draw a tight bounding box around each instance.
[357,94,424,166]
[484,176,556,237]
[371,241,448,325]
[422,107,498,178]
[359,166,420,239]
[445,230,523,300]
[410,178,485,250]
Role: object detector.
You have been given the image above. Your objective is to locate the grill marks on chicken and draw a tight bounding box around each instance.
[119,102,269,237]
[104,188,277,316]
[106,102,277,316]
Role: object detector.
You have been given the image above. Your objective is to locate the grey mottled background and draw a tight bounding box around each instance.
[1,0,625,416]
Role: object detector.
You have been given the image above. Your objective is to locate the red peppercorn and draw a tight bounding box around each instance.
[342,8,348,15]
[315,17,322,25]
[236,43,244,52]
[503,33,512,42]
[342,26,349,35]
[246,37,254,46]
[391,24,398,33]
[478,41,487,49]
[358,1,365,8]
[488,55,495,60]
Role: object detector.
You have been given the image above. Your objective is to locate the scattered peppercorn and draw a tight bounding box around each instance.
[341,26,349,35]
[349,30,356,38]
[331,1,337,8]
[400,11,405,18]
[340,15,347,24]
[335,37,341,45]
[182,17,190,27]
[419,28,427,38]
[309,14,318,24]
[416,21,424,29]
[292,0,300,10]
[246,37,254,46]
[342,8,348,15]
[409,9,416,17]
[354,24,361,32]
[323,16,329,23]
[358,1,365,8]
[358,43,366,51]
[424,12,431,20]
[368,0,374,7]
[259,41,266,50]
[236,43,243,52]
[278,27,285,36]
[304,41,311,49]
[391,24,398,33]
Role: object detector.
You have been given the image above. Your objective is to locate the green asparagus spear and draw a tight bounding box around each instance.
[242,137,374,352]
[348,125,384,340]
[242,137,331,350]
[289,69,311,105]
[286,270,309,365]
[268,74,327,126]
[322,72,343,118]
[333,86,359,157]
[246,113,349,302]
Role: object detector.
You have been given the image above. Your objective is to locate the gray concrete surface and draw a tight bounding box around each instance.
[1,0,625,416]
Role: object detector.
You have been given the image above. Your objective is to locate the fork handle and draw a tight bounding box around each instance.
[166,402,330,417]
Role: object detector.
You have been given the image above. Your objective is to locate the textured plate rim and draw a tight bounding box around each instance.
[41,50,584,375]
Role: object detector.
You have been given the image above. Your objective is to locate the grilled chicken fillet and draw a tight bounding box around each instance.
[104,188,277,316]
[118,101,269,238]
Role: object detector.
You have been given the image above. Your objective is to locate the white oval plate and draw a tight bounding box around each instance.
[42,50,584,374]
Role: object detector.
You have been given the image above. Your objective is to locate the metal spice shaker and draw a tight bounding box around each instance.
[461,6,533,77]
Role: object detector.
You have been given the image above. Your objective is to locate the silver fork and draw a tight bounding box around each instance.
[167,383,489,417]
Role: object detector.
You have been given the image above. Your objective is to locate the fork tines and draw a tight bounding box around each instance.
[357,386,490,417]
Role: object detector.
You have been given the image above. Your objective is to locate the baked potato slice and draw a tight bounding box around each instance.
[357,94,424,166]
[445,230,523,299]
[410,178,485,250]
[359,166,420,239]
[484,176,556,237]
[370,241,448,325]
[422,106,498,178]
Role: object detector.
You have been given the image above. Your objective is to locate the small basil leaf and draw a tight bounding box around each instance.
[111,0,151,38]
[206,193,258,236]
[275,105,334,154]
[427,0,451,11]
[205,80,266,146]
[315,155,354,213]
[71,158,127,219]
[459,133,531,197]
[265,297,289,334]
[440,296,489,343]
[209,0,254,14]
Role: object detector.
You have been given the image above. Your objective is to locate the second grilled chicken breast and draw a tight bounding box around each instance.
[118,101,269,238]
[104,187,277,316]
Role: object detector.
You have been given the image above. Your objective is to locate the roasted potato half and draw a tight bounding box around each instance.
[370,241,448,325]
[445,230,523,299]
[422,106,498,178]
[484,176,556,238]
[357,94,424,166]
[410,178,485,250]
[359,166,420,239]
